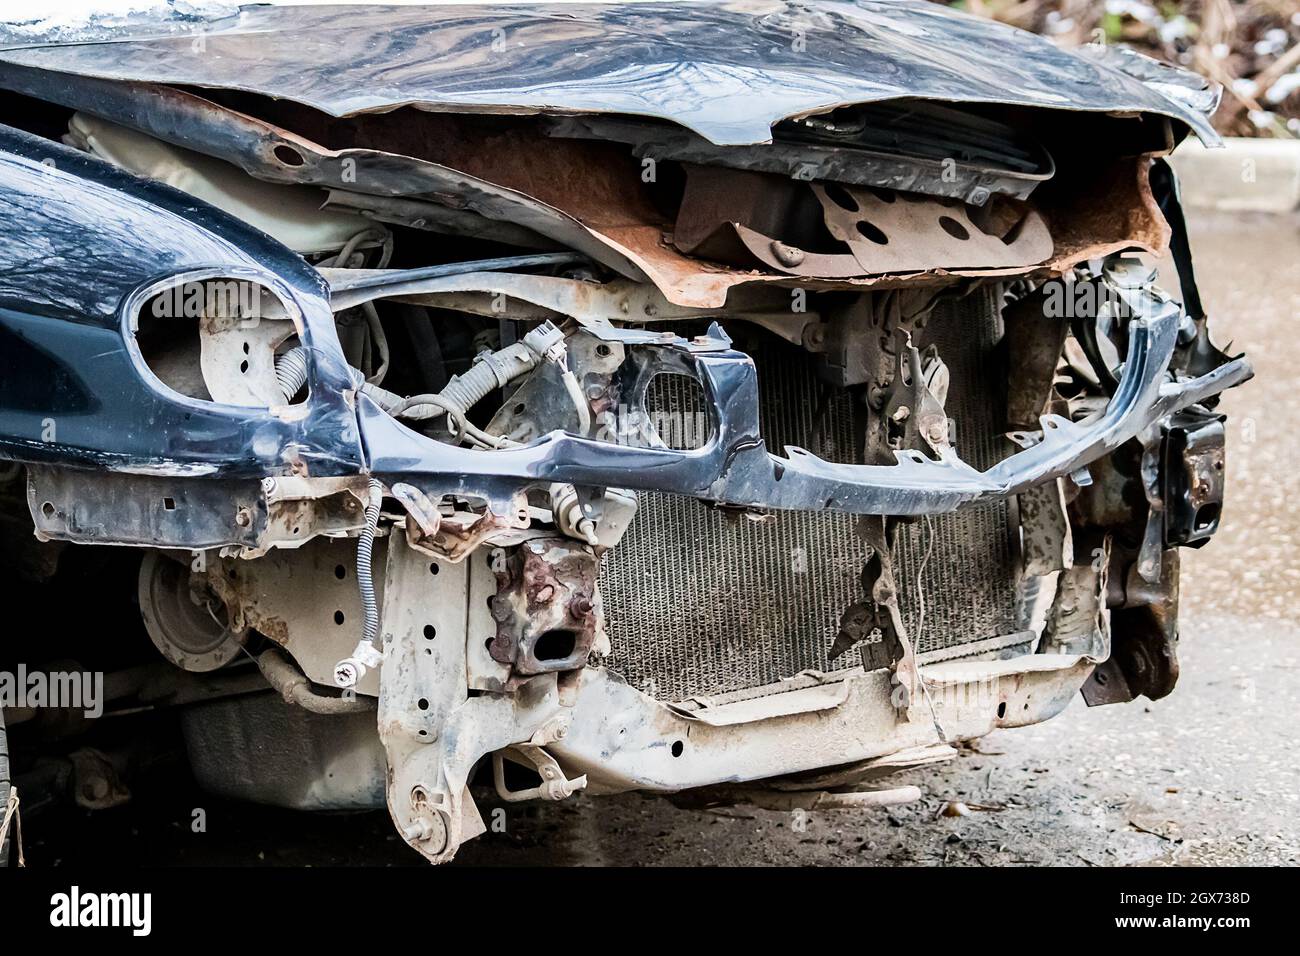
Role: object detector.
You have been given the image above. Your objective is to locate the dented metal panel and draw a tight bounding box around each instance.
[0,1,1220,145]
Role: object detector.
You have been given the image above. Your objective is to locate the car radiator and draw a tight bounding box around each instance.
[599,288,1028,703]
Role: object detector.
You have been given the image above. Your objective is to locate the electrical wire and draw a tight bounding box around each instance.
[356,478,384,651]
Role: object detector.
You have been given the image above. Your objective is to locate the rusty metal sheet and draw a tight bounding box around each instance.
[813,184,1054,276]
[0,64,1176,308]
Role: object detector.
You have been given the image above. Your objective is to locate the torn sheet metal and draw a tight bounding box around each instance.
[0,64,1185,308]
[545,106,1056,206]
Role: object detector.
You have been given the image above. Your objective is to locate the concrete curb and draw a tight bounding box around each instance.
[1170,137,1300,213]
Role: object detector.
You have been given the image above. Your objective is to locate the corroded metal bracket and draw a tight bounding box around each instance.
[377,533,578,863]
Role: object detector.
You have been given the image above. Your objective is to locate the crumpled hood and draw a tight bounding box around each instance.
[0,0,1220,146]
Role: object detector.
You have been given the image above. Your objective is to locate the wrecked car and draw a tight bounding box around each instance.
[0,1,1250,864]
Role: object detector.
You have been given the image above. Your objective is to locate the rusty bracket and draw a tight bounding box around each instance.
[830,550,903,671]
[850,517,923,722]
[488,537,607,684]
[492,744,588,803]
[813,183,1053,275]
[880,331,952,459]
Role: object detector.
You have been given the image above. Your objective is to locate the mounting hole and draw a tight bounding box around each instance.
[1194,502,1222,532]
[512,403,526,415]
[429,562,440,575]
[163,497,176,511]
[938,216,970,241]
[423,624,436,640]
[855,220,889,245]
[670,740,685,758]
[239,360,249,374]
[595,343,612,357]
[534,629,577,662]
[996,701,1007,719]
[40,501,55,519]
[334,564,346,579]
[824,183,858,212]
[242,341,250,354]
[333,610,345,625]
[273,144,305,167]
[417,697,429,710]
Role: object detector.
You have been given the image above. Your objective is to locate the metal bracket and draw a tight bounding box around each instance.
[492,745,588,803]
[378,532,576,863]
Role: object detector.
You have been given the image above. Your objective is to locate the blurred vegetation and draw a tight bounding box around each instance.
[936,1,1300,136]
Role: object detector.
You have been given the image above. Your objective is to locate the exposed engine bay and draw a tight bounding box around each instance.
[0,1,1251,864]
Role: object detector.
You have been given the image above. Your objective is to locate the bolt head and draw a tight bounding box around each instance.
[334,660,360,688]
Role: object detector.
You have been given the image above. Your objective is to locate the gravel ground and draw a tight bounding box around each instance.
[21,209,1300,868]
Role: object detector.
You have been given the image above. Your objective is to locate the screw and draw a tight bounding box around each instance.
[402,820,434,843]
[334,660,360,688]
